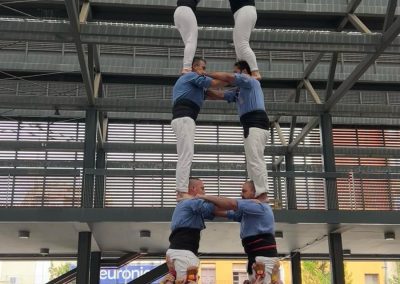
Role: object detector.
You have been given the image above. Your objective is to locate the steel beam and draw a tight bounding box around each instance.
[2,96,400,118]
[0,19,400,53]
[325,52,339,100]
[76,231,91,284]
[328,233,345,284]
[94,148,106,208]
[348,14,372,34]
[325,16,400,110]
[303,79,322,104]
[383,0,398,32]
[46,268,77,284]
[65,0,95,105]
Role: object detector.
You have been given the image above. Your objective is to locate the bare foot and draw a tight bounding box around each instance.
[176,192,193,202]
[181,68,192,74]
[251,70,261,80]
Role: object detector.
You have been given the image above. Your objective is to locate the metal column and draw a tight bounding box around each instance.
[90,251,102,284]
[77,232,92,284]
[291,251,302,284]
[328,233,345,284]
[320,113,339,210]
[285,153,297,209]
[94,148,106,208]
[82,109,97,208]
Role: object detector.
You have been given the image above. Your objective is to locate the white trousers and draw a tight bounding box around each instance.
[166,249,200,281]
[171,117,196,193]
[244,127,269,196]
[248,256,280,284]
[174,6,198,70]
[233,5,258,71]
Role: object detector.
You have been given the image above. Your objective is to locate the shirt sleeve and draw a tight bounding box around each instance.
[223,89,238,103]
[191,75,213,89]
[237,200,267,215]
[191,200,215,220]
[227,209,242,222]
[233,73,253,88]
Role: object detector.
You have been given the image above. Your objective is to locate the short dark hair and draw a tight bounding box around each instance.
[234,60,251,75]
[192,57,206,67]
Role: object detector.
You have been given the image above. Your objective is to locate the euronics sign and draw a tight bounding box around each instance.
[100,264,158,283]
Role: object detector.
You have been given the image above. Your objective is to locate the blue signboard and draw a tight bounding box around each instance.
[100,264,159,284]
[70,263,161,283]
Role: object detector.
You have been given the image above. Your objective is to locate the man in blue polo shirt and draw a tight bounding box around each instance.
[196,181,281,284]
[172,57,227,201]
[206,61,269,197]
[161,177,215,283]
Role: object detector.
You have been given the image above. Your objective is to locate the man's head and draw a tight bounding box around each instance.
[188,177,205,196]
[241,180,256,199]
[234,60,251,75]
[192,57,207,74]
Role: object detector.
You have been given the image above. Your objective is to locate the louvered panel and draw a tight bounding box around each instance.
[362,179,392,210]
[105,177,134,207]
[389,180,400,210]
[47,151,82,161]
[384,130,400,147]
[107,123,135,142]
[0,175,13,207]
[333,129,358,146]
[0,121,18,140]
[337,178,362,210]
[0,151,16,160]
[388,92,400,104]
[11,176,45,207]
[195,125,218,144]
[18,122,48,141]
[358,157,387,166]
[16,151,46,160]
[107,153,135,162]
[335,157,360,166]
[217,126,243,145]
[295,177,326,209]
[357,129,384,147]
[135,124,164,143]
[42,176,81,207]
[48,122,84,141]
[133,177,164,207]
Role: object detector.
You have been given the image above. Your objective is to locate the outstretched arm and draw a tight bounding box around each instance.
[197,194,238,211]
[207,72,236,85]
[206,89,225,100]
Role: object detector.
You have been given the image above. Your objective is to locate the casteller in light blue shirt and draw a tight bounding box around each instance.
[227,199,275,239]
[223,73,266,117]
[170,199,215,231]
[172,72,213,108]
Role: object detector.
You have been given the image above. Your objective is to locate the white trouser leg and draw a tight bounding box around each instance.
[233,5,258,71]
[166,249,200,282]
[174,6,198,70]
[244,127,269,196]
[171,117,196,193]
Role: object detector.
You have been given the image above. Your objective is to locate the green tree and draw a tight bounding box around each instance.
[49,262,72,279]
[302,261,353,284]
[389,262,400,284]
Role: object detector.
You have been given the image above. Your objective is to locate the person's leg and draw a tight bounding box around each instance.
[174,6,198,73]
[171,117,196,199]
[233,5,261,79]
[244,128,269,196]
[166,249,200,283]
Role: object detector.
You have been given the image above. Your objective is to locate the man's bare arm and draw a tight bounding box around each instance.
[207,72,236,85]
[206,89,224,100]
[210,78,230,88]
[198,194,238,210]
